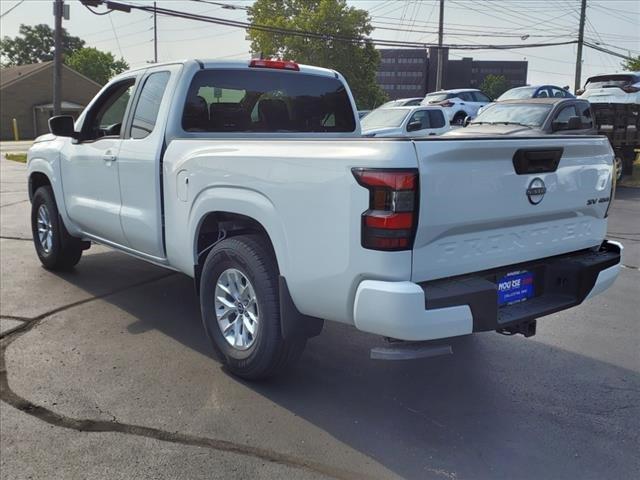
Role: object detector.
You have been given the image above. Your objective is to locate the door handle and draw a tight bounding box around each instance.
[103,153,117,162]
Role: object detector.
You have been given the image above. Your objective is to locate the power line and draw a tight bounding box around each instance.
[371,21,574,39]
[108,11,124,57]
[190,0,248,10]
[448,0,578,32]
[585,41,637,60]
[85,0,581,52]
[0,0,25,18]
[589,3,640,26]
[372,13,575,34]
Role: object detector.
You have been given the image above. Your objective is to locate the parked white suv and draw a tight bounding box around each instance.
[361,105,450,137]
[578,72,640,104]
[422,88,491,125]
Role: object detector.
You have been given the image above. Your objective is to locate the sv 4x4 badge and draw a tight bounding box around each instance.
[587,196,611,206]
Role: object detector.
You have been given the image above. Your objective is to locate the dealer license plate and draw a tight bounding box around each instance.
[497,271,535,306]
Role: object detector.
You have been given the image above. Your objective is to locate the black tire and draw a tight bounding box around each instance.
[614,155,623,182]
[199,234,306,380]
[452,112,467,126]
[31,186,83,270]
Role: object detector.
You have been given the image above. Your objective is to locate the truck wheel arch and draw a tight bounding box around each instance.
[28,171,52,201]
[193,211,280,289]
[192,211,323,340]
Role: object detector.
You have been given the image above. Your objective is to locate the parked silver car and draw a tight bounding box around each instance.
[445,98,596,137]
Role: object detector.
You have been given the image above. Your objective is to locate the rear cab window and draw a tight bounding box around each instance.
[182,69,356,133]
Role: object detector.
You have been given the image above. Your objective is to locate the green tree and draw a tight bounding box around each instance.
[621,55,640,71]
[0,24,85,66]
[247,0,387,109]
[65,47,129,85]
[480,74,511,100]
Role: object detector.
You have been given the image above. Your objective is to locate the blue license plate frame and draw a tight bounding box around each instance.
[497,270,535,306]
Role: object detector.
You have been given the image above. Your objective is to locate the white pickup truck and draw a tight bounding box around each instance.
[27,59,622,379]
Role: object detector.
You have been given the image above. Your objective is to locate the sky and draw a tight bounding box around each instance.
[1,0,638,90]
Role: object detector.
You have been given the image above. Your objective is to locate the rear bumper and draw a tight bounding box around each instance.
[353,240,622,341]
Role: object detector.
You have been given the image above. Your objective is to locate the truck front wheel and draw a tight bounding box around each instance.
[30,186,84,270]
[199,235,306,380]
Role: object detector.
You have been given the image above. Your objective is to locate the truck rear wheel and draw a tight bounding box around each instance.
[31,186,84,271]
[199,235,306,380]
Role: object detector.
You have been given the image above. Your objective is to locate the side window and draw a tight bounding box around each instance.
[473,92,491,102]
[578,103,593,128]
[428,110,446,128]
[537,88,550,98]
[550,87,566,98]
[408,110,428,130]
[458,92,473,102]
[130,71,170,139]
[555,105,577,124]
[83,79,135,140]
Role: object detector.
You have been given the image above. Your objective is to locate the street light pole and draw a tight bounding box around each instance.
[435,0,444,91]
[53,0,63,116]
[153,1,158,63]
[574,0,587,93]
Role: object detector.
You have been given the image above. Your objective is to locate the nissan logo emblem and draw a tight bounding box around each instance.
[526,178,546,205]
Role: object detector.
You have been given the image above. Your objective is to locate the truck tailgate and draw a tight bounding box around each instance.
[411,136,614,282]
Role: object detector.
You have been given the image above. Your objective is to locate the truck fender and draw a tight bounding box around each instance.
[27,157,81,238]
[188,186,291,280]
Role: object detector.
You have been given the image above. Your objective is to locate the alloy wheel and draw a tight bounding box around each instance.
[214,268,259,350]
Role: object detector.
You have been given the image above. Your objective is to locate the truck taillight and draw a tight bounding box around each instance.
[352,168,419,251]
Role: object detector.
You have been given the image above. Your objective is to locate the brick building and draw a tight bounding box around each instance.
[376,48,528,101]
[0,62,101,140]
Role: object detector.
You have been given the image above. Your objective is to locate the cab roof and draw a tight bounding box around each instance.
[117,59,340,79]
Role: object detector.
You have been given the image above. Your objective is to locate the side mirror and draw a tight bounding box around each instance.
[463,116,471,127]
[407,121,422,132]
[48,115,78,138]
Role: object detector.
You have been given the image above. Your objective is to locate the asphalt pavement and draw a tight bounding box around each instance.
[1,153,638,480]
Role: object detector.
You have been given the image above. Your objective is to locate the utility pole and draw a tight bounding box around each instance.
[574,0,587,93]
[153,1,158,63]
[435,0,444,91]
[53,0,63,116]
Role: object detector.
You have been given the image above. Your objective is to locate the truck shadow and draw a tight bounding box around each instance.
[50,249,639,480]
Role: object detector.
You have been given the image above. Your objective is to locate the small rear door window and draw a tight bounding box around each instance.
[130,71,170,139]
[577,103,593,128]
[182,69,356,133]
